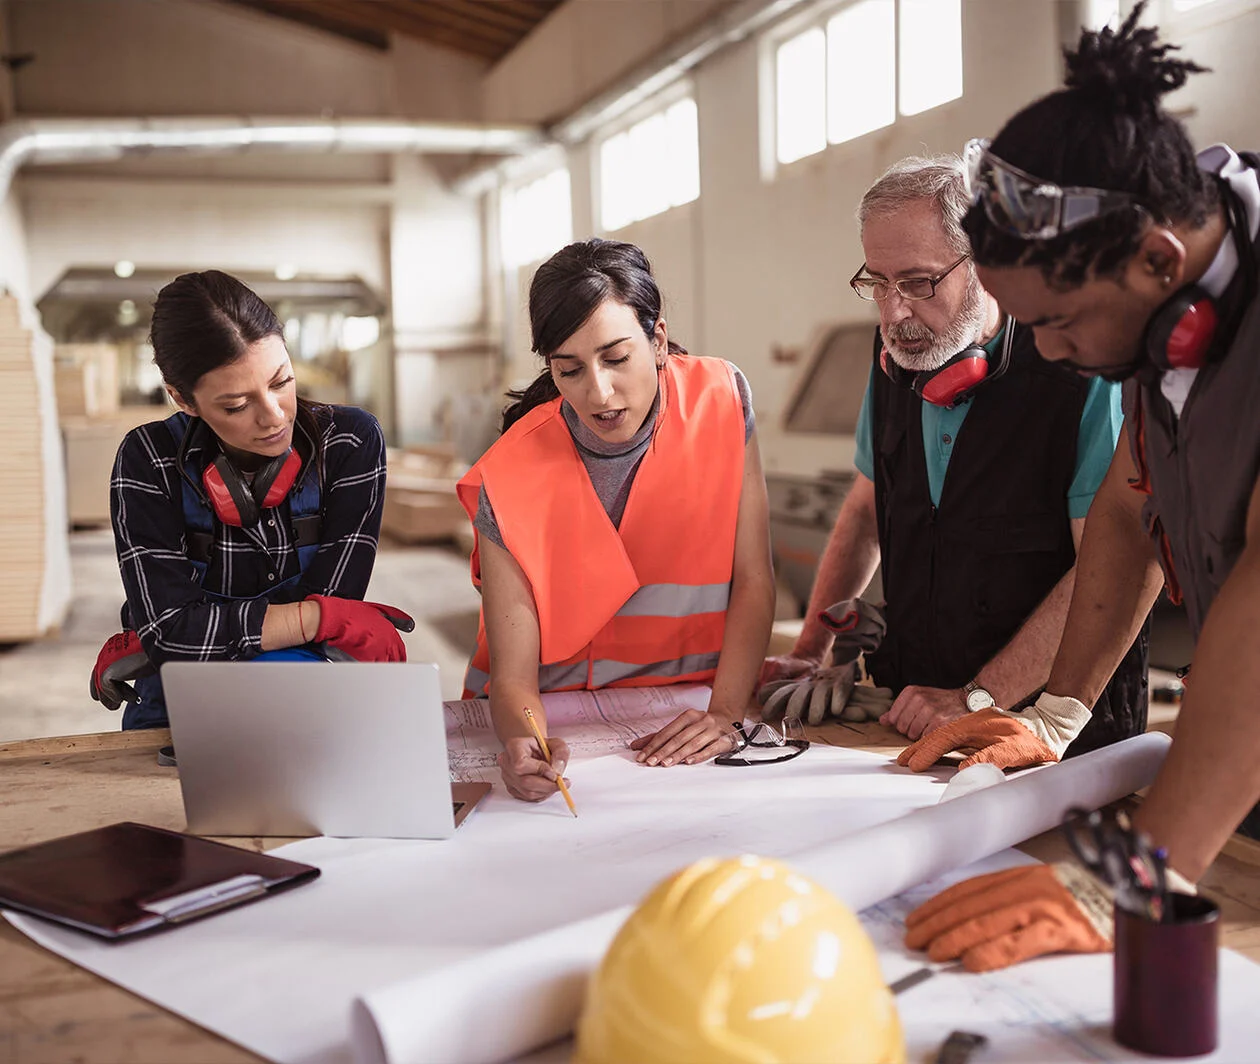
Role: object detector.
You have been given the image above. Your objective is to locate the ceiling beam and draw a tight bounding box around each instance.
[218,0,389,49]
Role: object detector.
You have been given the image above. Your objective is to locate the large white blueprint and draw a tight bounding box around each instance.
[5,729,951,1064]
[444,683,713,780]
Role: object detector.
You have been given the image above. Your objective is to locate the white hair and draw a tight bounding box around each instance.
[856,154,971,255]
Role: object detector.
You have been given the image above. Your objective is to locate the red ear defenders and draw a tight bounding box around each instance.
[1143,180,1256,373]
[881,344,990,407]
[203,450,301,528]
[880,316,1015,408]
[1144,286,1220,371]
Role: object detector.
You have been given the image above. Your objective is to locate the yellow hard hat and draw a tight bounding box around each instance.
[574,854,905,1064]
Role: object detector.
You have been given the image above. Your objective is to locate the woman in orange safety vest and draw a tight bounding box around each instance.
[456,239,775,803]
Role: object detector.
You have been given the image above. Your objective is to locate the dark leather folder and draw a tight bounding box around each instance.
[0,821,320,939]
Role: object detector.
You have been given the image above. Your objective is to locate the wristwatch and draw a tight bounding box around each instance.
[963,680,996,712]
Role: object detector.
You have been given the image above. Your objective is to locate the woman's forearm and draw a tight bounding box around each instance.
[489,681,547,745]
[260,599,320,652]
[708,569,776,722]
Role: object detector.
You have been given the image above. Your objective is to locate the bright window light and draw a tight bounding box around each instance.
[340,316,380,352]
[600,131,634,232]
[1173,0,1220,8]
[898,0,963,116]
[826,0,895,145]
[599,96,701,232]
[501,168,573,269]
[665,98,700,208]
[1087,0,1121,27]
[776,27,827,164]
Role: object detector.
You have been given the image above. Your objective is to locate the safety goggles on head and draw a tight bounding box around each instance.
[963,137,1138,240]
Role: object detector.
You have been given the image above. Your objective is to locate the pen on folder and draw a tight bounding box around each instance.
[523,707,578,818]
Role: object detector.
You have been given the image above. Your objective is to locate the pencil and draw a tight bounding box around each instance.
[523,707,578,817]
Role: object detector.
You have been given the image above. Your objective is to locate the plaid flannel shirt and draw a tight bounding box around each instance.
[110,404,386,665]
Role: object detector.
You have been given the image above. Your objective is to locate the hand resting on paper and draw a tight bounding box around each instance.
[497,736,572,803]
[880,684,968,740]
[631,708,741,767]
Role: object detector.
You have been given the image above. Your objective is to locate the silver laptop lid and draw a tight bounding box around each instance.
[163,662,455,839]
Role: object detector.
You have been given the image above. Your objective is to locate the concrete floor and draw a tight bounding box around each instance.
[0,530,483,742]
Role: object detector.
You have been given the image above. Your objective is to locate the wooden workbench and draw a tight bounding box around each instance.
[3,726,1259,1064]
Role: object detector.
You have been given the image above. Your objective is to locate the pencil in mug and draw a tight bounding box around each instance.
[523,707,578,818]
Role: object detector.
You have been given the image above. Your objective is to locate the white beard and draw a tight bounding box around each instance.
[882,277,991,373]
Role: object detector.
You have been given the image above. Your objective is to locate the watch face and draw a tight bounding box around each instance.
[966,687,996,712]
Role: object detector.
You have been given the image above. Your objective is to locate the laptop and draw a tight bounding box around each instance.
[162,662,491,839]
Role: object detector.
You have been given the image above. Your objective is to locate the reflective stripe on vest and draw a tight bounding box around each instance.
[457,354,745,698]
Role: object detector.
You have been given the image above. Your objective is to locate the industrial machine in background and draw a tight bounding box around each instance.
[765,320,881,614]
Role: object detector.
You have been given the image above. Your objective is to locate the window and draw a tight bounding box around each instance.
[599,97,700,232]
[772,0,962,165]
[500,169,573,269]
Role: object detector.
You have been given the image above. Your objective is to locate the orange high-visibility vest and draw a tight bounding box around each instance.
[456,354,746,698]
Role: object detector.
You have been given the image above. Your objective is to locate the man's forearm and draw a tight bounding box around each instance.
[1135,546,1260,880]
[1047,500,1164,708]
[795,475,881,659]
[974,568,1077,709]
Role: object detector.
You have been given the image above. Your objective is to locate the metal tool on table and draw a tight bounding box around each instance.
[1063,805,1169,922]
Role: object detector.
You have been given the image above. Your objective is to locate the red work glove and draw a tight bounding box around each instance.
[904,863,1113,972]
[89,630,156,711]
[306,595,415,663]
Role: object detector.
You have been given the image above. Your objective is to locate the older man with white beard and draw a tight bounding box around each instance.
[763,155,1149,759]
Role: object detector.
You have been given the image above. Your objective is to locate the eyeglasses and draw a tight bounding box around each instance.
[963,137,1138,240]
[849,252,970,303]
[714,721,810,767]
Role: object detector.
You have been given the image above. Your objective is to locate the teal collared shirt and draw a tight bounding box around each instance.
[853,327,1122,516]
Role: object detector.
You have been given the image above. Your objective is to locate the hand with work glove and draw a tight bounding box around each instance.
[305,595,415,663]
[905,863,1114,971]
[758,599,889,726]
[89,630,156,711]
[896,692,1091,772]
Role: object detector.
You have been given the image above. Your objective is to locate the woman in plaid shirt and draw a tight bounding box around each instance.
[92,271,412,729]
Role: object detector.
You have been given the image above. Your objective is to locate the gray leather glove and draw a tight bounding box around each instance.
[757,598,888,726]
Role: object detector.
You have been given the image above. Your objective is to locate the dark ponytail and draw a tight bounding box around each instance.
[151,269,323,467]
[502,239,686,431]
[963,0,1216,288]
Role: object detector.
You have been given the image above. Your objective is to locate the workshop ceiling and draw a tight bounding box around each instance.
[221,0,565,62]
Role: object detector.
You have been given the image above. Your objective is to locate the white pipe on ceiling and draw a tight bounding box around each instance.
[0,116,549,198]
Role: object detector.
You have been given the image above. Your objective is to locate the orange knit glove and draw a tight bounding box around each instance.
[896,707,1059,772]
[905,863,1113,972]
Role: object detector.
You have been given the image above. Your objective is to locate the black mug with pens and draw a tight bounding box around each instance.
[1064,806,1219,1057]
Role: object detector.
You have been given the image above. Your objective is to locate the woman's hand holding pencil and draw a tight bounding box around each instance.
[495,710,576,812]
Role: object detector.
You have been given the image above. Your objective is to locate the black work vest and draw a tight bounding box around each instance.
[865,324,1149,755]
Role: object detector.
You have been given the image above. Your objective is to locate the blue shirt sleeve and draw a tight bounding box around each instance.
[853,366,876,481]
[1067,377,1124,519]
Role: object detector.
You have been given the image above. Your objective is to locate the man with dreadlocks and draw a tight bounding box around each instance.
[898,3,1260,972]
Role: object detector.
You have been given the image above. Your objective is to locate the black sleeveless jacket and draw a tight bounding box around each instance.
[864,324,1149,755]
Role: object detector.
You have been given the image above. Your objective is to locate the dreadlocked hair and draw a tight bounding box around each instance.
[963,0,1217,290]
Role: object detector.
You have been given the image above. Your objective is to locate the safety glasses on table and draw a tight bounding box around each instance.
[850,252,970,303]
[963,137,1138,240]
[714,721,810,766]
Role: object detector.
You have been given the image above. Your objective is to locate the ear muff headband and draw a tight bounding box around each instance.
[202,449,301,528]
[881,316,1016,408]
